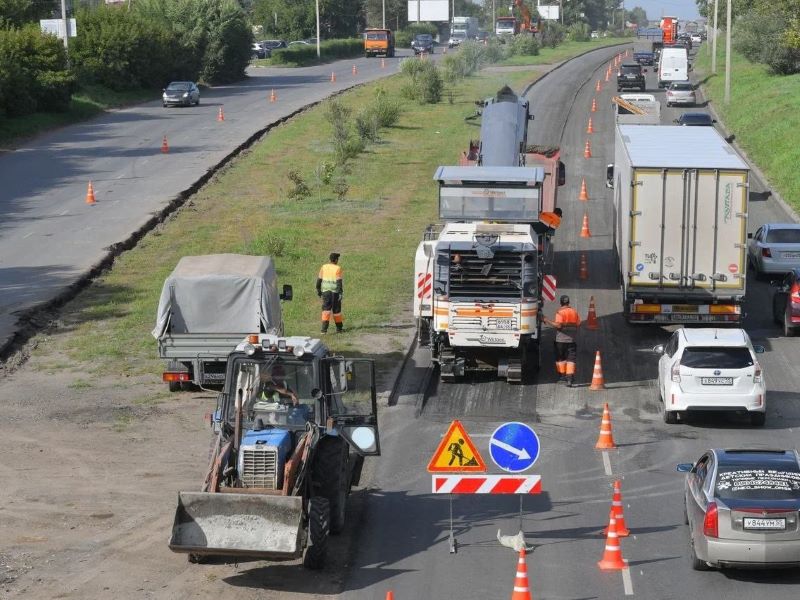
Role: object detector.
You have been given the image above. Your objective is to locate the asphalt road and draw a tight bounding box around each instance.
[0,49,424,355]
[344,43,800,599]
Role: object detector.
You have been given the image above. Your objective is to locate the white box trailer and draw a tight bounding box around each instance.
[612,125,749,324]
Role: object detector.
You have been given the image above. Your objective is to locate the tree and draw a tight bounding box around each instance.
[627,6,647,26]
[253,0,362,40]
[0,0,60,27]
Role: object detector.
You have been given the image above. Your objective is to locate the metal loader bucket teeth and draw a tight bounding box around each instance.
[169,492,304,558]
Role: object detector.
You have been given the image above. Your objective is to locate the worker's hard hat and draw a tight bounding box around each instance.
[560,294,570,306]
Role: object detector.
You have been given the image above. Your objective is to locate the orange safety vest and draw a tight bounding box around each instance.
[554,306,580,342]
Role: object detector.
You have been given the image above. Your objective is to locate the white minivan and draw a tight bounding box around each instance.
[658,46,689,88]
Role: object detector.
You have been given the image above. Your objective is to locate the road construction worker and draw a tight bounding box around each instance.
[543,294,581,386]
[316,252,343,334]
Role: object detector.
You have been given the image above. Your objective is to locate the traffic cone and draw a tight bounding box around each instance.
[579,177,589,201]
[586,117,594,134]
[595,79,601,92]
[381,57,386,68]
[443,46,447,54]
[580,212,592,237]
[270,89,277,102]
[385,592,394,600]
[352,64,358,75]
[160,135,169,154]
[586,296,599,330]
[217,106,225,122]
[604,480,630,537]
[583,139,592,159]
[598,509,627,570]
[595,403,617,449]
[591,97,597,112]
[589,351,606,390]
[85,181,96,205]
[510,547,531,600]
[331,71,336,83]
[605,68,610,82]
[579,252,589,280]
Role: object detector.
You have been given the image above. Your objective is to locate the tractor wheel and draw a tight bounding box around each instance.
[303,497,330,570]
[313,437,349,534]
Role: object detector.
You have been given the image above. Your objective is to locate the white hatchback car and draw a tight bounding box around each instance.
[653,328,766,426]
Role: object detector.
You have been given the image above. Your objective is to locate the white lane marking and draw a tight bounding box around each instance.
[22,231,34,239]
[622,565,634,595]
[602,450,612,476]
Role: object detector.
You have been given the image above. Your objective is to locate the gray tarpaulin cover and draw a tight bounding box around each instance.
[152,255,282,338]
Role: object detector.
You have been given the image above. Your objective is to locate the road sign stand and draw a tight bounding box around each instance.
[448,494,457,554]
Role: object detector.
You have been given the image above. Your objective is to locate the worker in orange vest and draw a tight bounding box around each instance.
[316,252,344,334]
[543,294,581,386]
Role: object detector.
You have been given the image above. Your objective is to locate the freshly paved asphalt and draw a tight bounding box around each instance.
[343,43,800,599]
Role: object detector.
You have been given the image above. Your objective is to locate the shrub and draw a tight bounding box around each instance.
[371,86,401,127]
[269,38,362,65]
[355,109,380,143]
[510,34,540,57]
[735,10,800,74]
[325,99,364,164]
[567,22,591,42]
[287,169,311,201]
[440,53,469,83]
[395,22,439,47]
[540,21,565,49]
[400,58,442,104]
[247,231,286,257]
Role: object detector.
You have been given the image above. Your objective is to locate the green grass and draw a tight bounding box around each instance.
[0,85,155,148]
[496,37,629,66]
[33,41,617,379]
[694,45,800,214]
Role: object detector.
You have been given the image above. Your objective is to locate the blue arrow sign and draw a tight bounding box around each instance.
[489,422,540,473]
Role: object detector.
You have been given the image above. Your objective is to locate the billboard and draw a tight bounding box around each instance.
[408,0,449,22]
[40,18,77,39]
[538,5,560,20]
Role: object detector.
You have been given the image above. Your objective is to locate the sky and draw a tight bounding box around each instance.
[629,0,701,21]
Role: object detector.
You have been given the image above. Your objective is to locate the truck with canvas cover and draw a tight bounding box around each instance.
[609,125,750,324]
[153,254,291,391]
[414,166,546,383]
[169,334,380,569]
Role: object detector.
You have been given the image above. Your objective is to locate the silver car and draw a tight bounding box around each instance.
[678,449,800,570]
[162,81,200,107]
[748,223,800,278]
[665,81,696,107]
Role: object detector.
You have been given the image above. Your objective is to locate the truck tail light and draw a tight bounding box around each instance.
[790,282,800,305]
[163,372,191,383]
[754,363,763,383]
[671,365,681,383]
[761,247,772,258]
[703,502,719,538]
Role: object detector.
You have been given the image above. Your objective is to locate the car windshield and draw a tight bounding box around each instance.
[366,32,387,40]
[766,228,800,243]
[415,35,432,42]
[226,357,317,429]
[167,82,190,91]
[671,83,693,91]
[452,32,466,39]
[680,347,754,369]
[715,465,800,501]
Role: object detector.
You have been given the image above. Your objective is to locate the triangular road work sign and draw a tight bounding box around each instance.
[427,420,487,473]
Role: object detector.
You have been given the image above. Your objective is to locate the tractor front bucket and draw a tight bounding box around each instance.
[169,492,304,558]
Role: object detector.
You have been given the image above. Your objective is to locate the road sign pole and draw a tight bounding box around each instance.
[449,494,457,553]
[519,495,524,531]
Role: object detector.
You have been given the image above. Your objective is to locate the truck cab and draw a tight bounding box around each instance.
[364,28,394,57]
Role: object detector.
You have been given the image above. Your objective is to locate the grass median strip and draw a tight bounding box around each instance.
[29,43,611,380]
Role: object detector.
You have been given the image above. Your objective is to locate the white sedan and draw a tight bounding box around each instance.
[654,328,766,426]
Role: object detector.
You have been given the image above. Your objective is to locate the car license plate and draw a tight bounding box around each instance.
[701,377,733,385]
[494,318,514,330]
[672,305,698,313]
[671,314,700,321]
[744,517,786,530]
[783,252,800,259]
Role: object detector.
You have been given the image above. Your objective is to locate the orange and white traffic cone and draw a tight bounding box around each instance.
[586,296,599,330]
[595,79,601,92]
[331,71,336,83]
[579,252,589,281]
[605,68,610,82]
[270,89,277,102]
[604,480,630,537]
[583,140,592,159]
[443,45,447,54]
[217,106,225,122]
[352,64,358,75]
[381,57,386,68]
[85,181,96,205]
[579,177,589,201]
[510,547,532,600]
[160,135,169,154]
[591,97,597,112]
[598,509,627,570]
[385,592,394,600]
[580,212,592,237]
[590,351,606,390]
[595,403,617,449]
[586,117,594,134]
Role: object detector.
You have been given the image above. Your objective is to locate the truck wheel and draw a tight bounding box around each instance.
[303,497,329,570]
[785,312,796,337]
[663,408,677,424]
[168,381,182,393]
[313,437,349,534]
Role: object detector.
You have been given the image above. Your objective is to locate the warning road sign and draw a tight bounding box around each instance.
[427,420,487,473]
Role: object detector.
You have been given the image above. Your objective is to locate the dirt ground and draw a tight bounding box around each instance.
[0,319,414,600]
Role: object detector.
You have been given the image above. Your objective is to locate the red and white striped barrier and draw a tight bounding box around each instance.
[416,272,432,300]
[432,475,542,494]
[542,274,557,302]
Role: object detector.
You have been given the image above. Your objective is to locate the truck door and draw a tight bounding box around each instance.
[323,358,380,456]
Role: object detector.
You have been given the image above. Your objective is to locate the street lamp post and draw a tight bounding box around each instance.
[724,0,731,103]
[711,0,718,74]
[382,0,386,28]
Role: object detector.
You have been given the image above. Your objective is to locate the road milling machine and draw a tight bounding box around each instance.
[169,334,380,569]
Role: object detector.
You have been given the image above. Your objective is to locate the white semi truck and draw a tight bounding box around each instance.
[414,166,546,383]
[610,125,750,324]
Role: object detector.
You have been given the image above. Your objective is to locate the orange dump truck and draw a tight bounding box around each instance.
[364,28,394,58]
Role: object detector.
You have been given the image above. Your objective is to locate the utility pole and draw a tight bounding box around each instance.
[60,0,68,53]
[315,0,320,58]
[417,0,421,23]
[724,0,731,103]
[711,0,718,74]
[382,0,386,28]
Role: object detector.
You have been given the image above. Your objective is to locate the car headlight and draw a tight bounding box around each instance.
[182,93,189,98]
